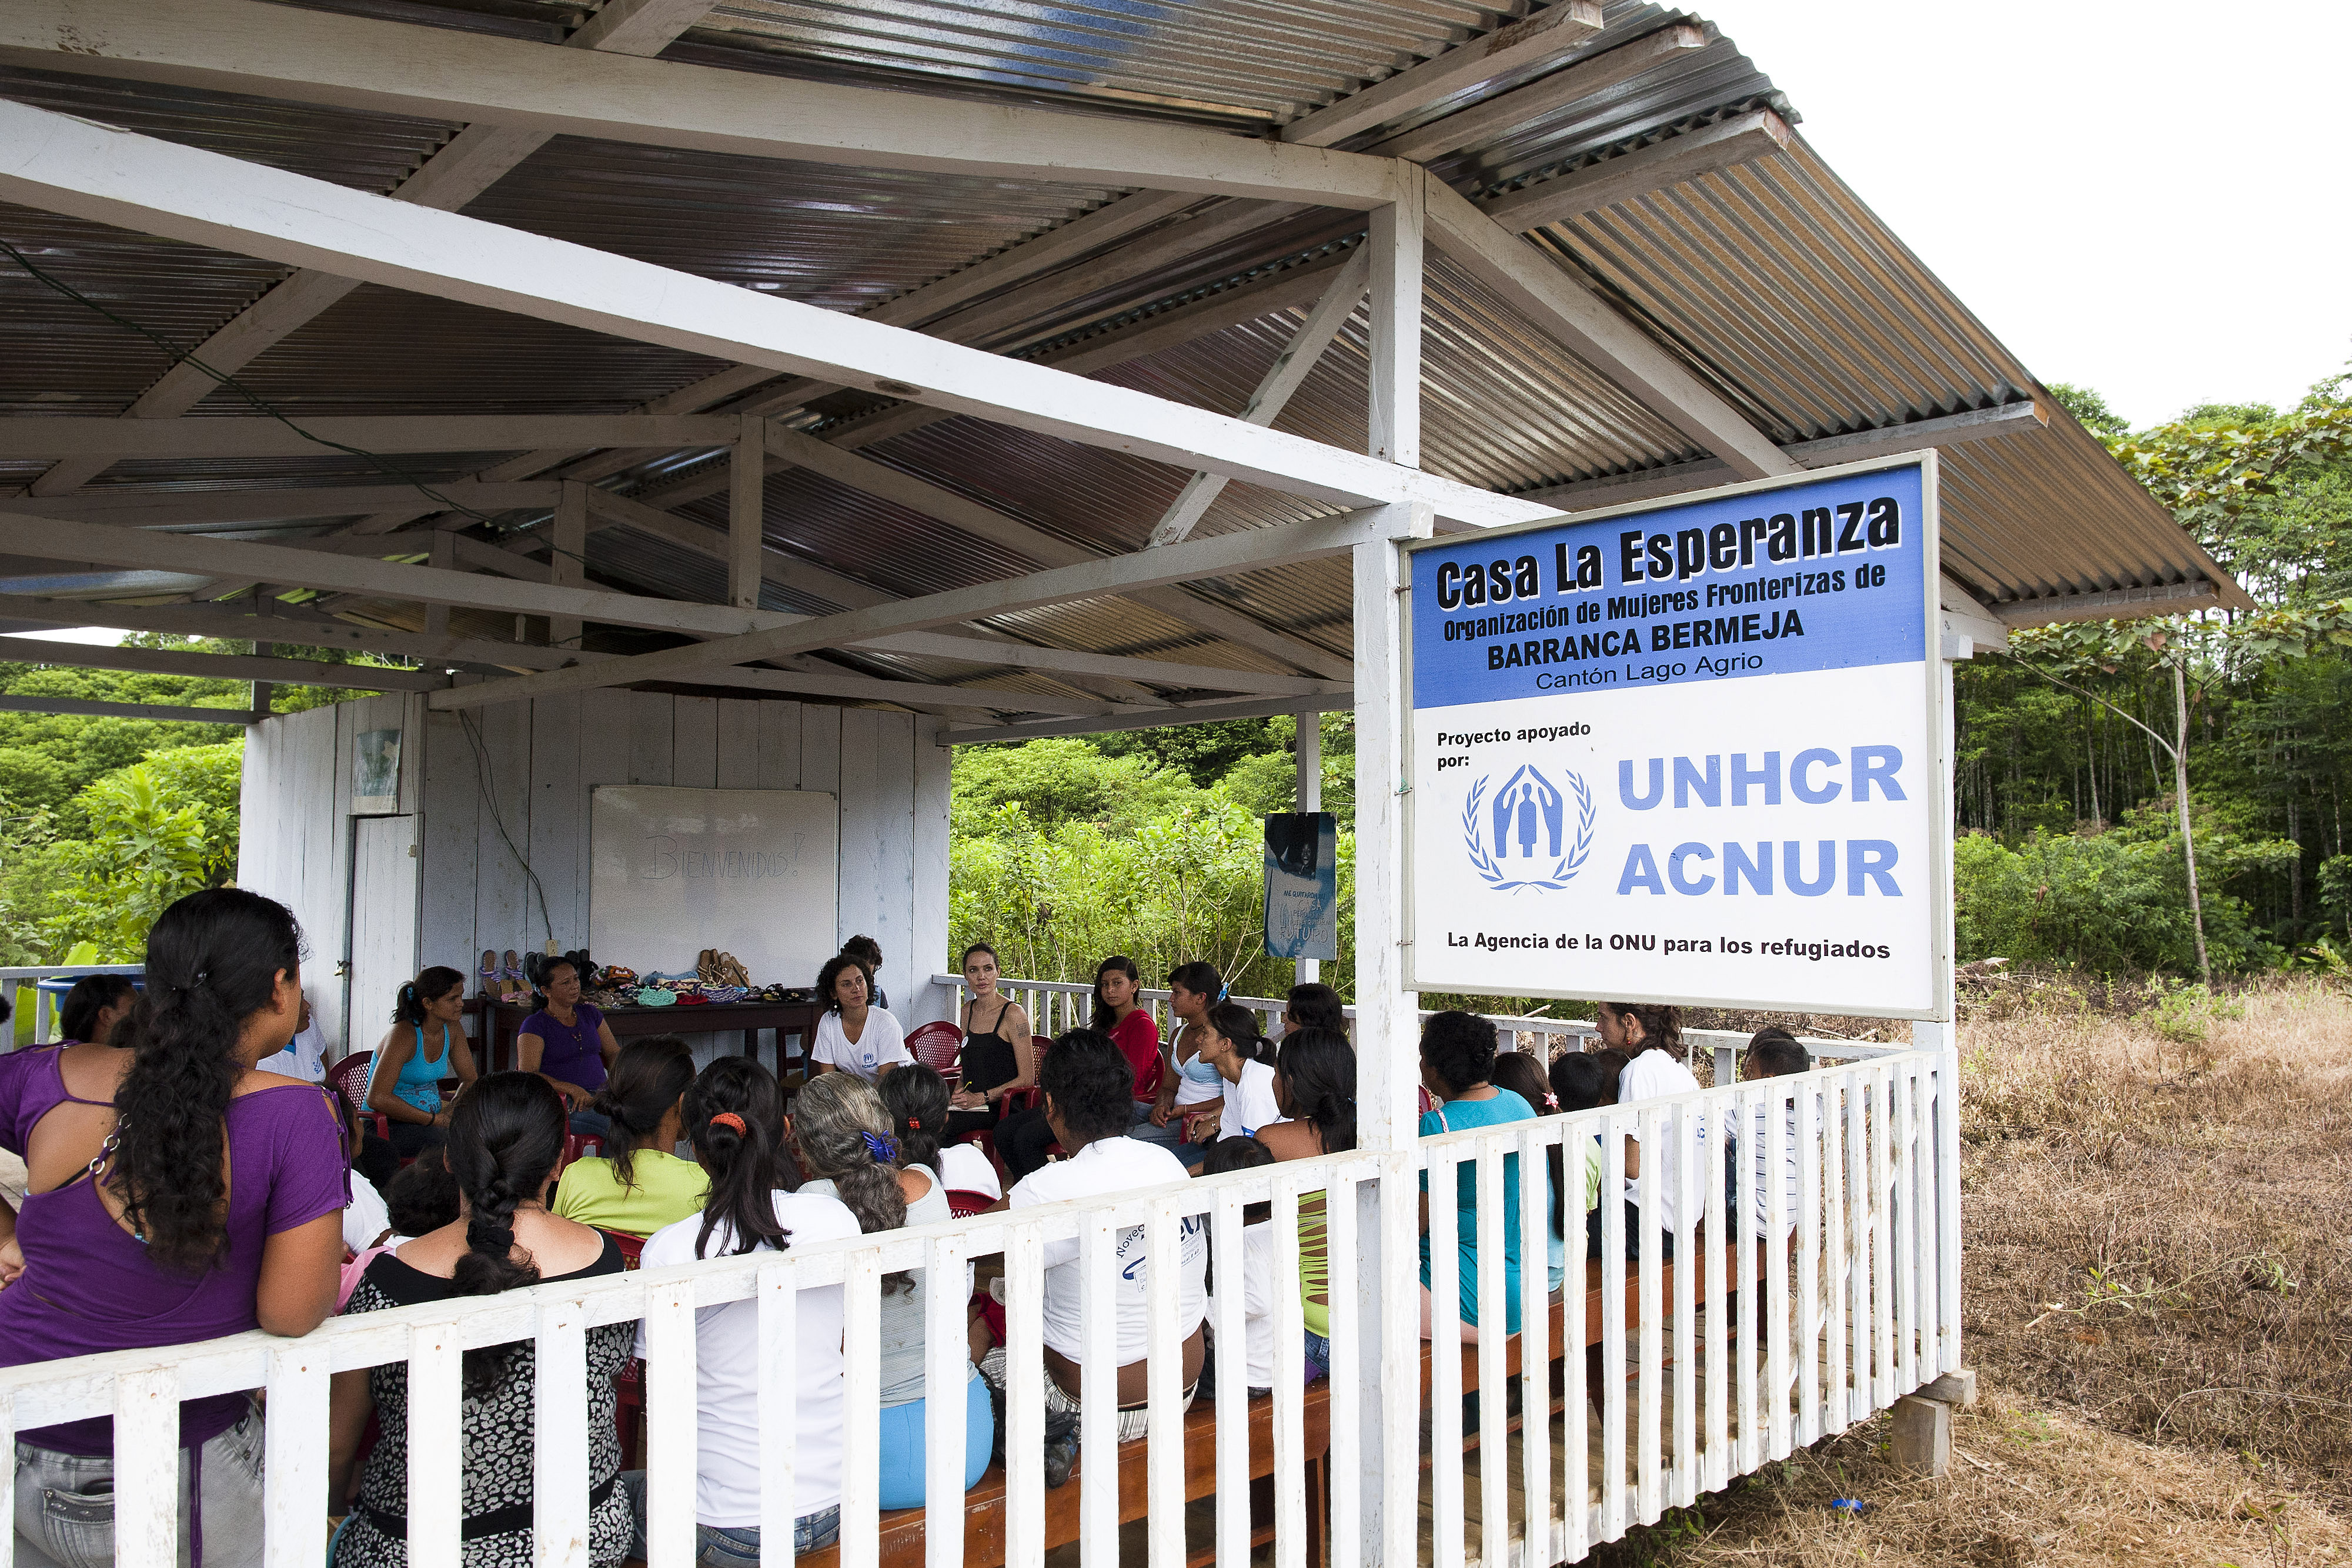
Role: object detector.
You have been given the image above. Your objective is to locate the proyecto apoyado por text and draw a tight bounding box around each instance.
[1446,930,1894,961]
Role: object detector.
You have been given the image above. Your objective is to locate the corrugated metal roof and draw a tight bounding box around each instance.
[0,0,2239,719]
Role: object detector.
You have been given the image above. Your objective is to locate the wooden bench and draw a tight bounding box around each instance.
[797,1380,1332,1568]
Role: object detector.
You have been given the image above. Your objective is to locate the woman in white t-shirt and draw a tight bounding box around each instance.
[881,1060,1000,1201]
[621,1057,862,1560]
[790,1071,991,1510]
[1178,1002,1284,1168]
[1594,1001,1698,1261]
[809,952,910,1083]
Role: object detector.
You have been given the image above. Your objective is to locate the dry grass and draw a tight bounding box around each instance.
[1591,974,2352,1564]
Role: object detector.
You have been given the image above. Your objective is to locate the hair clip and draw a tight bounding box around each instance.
[859,1129,898,1162]
[1543,1093,1559,1109]
[707,1111,747,1135]
[906,1116,921,1131]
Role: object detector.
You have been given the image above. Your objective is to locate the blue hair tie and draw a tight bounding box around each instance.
[860,1129,898,1163]
[1217,985,1230,1002]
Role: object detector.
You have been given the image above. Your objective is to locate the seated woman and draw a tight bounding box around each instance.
[789,1072,991,1510]
[1,889,346,1568]
[1546,1052,1612,1273]
[1255,1027,1355,1380]
[884,1060,999,1201]
[1594,1001,1696,1260]
[55,972,136,1047]
[552,1034,708,1236]
[331,1072,633,1566]
[1148,961,1225,1145]
[1416,1011,1535,1343]
[1280,981,1347,1038]
[366,965,480,1162]
[629,1057,864,1557]
[983,1029,1207,1489]
[1178,1002,1284,1167]
[998,955,1171,1179]
[1489,1051,1563,1293]
[809,952,910,1083]
[516,956,619,1137]
[943,942,1032,1144]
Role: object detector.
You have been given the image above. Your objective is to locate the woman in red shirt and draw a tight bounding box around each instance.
[997,955,1179,1178]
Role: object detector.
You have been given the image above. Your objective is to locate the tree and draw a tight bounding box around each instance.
[51,762,218,960]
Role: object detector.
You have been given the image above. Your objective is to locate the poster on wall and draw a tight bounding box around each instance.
[1263,812,1337,961]
[1404,454,1947,1018]
[351,727,402,814]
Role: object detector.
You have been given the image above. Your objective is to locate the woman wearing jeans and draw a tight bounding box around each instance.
[0,889,347,1568]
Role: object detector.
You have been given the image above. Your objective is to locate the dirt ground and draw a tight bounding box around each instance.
[1591,974,2352,1566]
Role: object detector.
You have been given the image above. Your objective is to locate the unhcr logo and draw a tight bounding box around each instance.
[1462,763,1594,892]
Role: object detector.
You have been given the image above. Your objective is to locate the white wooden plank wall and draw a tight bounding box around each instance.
[255,690,948,1057]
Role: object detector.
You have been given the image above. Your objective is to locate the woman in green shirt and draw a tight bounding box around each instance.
[552,1034,709,1236]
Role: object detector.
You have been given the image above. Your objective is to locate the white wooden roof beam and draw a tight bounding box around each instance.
[0,102,1551,536]
[0,635,450,693]
[0,0,1400,206]
[0,415,741,461]
[14,0,721,499]
[1278,2,1606,148]
[0,594,583,672]
[0,483,561,527]
[426,506,1407,711]
[0,693,260,725]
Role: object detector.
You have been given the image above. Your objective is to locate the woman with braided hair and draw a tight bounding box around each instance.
[329,1073,634,1567]
[789,1071,990,1510]
[1,888,348,1568]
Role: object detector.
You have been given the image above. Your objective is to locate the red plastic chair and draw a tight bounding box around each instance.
[905,1020,963,1084]
[944,1189,996,1220]
[556,1131,603,1179]
[325,1052,389,1141]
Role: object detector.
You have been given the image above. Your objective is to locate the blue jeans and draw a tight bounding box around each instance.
[620,1472,838,1562]
[876,1372,993,1510]
[1303,1329,1331,1383]
[1126,1100,1184,1150]
[567,1109,612,1139]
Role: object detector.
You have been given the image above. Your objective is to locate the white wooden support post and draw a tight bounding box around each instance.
[1931,643,1966,1374]
[1294,710,1321,985]
[112,1367,181,1568]
[1353,158,1428,1565]
[729,417,764,610]
[550,480,587,650]
[426,532,453,635]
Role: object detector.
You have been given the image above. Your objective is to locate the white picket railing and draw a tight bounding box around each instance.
[0,1043,1958,1568]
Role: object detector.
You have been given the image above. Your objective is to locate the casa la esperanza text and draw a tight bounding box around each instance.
[1405,463,1937,1013]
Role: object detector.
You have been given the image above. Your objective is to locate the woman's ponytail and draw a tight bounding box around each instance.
[588,1035,695,1188]
[684,1057,791,1261]
[392,965,466,1027]
[113,888,302,1274]
[444,1073,565,1395]
[1204,1001,1268,1065]
[877,1063,949,1178]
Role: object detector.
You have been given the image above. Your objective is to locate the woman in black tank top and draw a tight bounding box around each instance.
[946,944,1033,1139]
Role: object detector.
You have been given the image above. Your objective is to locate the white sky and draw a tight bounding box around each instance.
[2,627,124,646]
[1701,0,2352,429]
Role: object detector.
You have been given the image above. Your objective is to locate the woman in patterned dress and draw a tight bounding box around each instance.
[328,1072,635,1567]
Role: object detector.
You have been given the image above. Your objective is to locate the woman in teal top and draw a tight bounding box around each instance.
[366,966,479,1161]
[1416,1010,1534,1342]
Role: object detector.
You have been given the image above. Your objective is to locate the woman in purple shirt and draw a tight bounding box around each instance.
[0,888,348,1568]
[517,956,620,1138]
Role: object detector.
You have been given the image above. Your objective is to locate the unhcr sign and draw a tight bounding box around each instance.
[1404,454,1950,1018]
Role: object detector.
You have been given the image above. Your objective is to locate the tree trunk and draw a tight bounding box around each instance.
[2171,660,2211,985]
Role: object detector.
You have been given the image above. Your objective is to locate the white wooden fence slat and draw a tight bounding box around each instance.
[1428,1143,1465,1568]
[641,1284,698,1568]
[923,1234,970,1568]
[1669,1104,1698,1510]
[838,1253,884,1568]
[406,1325,463,1568]
[1765,1074,1791,1463]
[1516,1124,1552,1568]
[1599,1110,1627,1540]
[1077,1213,1119,1568]
[1004,1226,1046,1567]
[1634,1103,1664,1526]
[112,1366,180,1568]
[1270,1175,1308,1568]
[1144,1200,1187,1568]
[756,1259,799,1559]
[1210,1183,1249,1568]
[1324,1168,1363,1568]
[1796,1076,1825,1449]
[1474,1142,1509,1568]
[263,1342,330,1568]
[529,1299,589,1568]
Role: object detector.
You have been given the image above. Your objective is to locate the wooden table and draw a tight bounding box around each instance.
[469,995,823,1081]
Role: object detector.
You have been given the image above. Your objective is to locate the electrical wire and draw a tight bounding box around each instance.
[0,238,610,574]
[457,707,557,950]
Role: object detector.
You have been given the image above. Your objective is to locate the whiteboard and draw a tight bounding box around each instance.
[590,786,837,988]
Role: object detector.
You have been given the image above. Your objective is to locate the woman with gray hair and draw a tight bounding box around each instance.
[788,1073,991,1509]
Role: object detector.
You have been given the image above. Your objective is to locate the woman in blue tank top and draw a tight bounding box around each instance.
[366,965,479,1161]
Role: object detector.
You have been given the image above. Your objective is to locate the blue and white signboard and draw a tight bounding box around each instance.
[1404,455,1947,1017]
